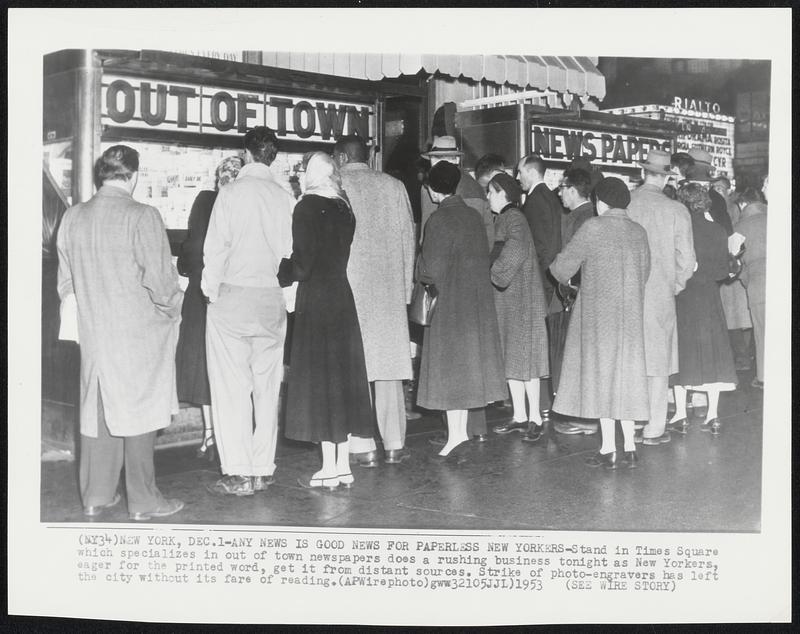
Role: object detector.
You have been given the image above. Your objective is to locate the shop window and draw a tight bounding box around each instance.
[100,142,305,230]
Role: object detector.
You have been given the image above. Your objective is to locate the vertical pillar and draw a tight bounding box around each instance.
[517,101,528,158]
[73,49,101,203]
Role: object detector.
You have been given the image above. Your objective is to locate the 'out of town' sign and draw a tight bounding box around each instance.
[101,75,375,142]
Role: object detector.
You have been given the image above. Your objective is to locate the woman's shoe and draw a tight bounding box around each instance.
[338,473,354,488]
[665,418,689,435]
[585,451,618,469]
[700,418,722,435]
[196,435,216,462]
[298,475,341,491]
[621,451,638,468]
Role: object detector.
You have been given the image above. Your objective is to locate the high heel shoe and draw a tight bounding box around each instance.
[196,435,217,462]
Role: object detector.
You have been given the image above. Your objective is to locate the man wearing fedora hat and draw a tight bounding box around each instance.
[626,148,696,445]
[419,136,494,250]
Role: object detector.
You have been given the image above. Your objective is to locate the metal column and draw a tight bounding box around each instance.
[73,49,101,203]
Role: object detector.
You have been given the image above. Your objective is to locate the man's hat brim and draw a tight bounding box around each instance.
[421,148,463,159]
[637,161,676,175]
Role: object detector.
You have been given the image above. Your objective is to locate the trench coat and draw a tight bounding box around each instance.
[549,208,651,420]
[626,183,696,377]
[416,195,506,410]
[736,202,768,306]
[341,162,416,381]
[491,206,550,380]
[56,185,183,437]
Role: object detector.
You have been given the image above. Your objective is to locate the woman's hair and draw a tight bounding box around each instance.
[737,186,766,206]
[95,145,139,184]
[677,182,711,215]
[488,172,522,205]
[215,155,244,189]
[662,184,677,200]
[427,161,461,195]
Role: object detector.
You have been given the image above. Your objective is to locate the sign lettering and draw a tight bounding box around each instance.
[672,96,722,114]
[531,125,672,167]
[101,76,375,142]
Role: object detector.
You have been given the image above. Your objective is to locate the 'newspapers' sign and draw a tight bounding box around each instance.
[101,75,375,142]
[531,125,673,168]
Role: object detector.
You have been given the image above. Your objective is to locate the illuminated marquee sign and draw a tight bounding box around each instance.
[531,125,672,168]
[673,96,721,114]
[101,75,375,142]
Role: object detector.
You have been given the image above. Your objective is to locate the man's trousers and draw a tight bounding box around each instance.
[206,285,286,477]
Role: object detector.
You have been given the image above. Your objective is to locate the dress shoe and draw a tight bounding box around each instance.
[493,420,527,434]
[83,492,122,517]
[196,436,217,462]
[642,432,671,446]
[207,475,254,497]
[553,422,584,435]
[349,450,379,468]
[298,475,340,490]
[337,473,354,488]
[585,451,618,470]
[666,418,689,435]
[700,418,722,435]
[472,433,489,443]
[129,498,185,522]
[621,451,638,468]
[252,475,275,492]
[521,422,544,443]
[384,448,411,464]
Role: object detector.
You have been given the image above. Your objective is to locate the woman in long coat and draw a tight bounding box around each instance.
[416,161,506,457]
[549,177,651,469]
[278,152,373,489]
[175,156,242,461]
[667,183,738,434]
[486,172,550,442]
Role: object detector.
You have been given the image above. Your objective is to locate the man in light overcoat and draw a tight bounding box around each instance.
[626,149,696,444]
[335,136,417,465]
[57,145,185,521]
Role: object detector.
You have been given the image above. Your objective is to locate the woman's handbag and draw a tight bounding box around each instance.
[408,282,438,326]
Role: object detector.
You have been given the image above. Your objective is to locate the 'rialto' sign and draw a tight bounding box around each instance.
[531,125,673,167]
[101,75,375,142]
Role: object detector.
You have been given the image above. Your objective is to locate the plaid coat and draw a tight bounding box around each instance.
[491,207,550,380]
[550,208,651,420]
[57,185,183,437]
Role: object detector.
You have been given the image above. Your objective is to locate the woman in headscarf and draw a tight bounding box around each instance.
[416,161,506,458]
[176,155,243,462]
[486,172,550,443]
[667,183,738,435]
[278,152,372,489]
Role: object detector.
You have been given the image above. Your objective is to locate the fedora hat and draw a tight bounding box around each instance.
[421,135,463,159]
[688,147,713,166]
[637,149,675,175]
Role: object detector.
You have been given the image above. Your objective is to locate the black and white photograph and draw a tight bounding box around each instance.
[9,7,792,626]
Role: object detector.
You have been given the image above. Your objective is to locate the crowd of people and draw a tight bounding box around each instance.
[55,126,768,520]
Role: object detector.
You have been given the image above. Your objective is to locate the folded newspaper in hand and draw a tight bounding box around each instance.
[728,232,746,256]
[58,294,79,343]
[282,282,298,313]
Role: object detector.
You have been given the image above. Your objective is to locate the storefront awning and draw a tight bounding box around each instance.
[259,52,606,100]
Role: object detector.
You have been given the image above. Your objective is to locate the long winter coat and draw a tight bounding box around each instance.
[56,185,183,437]
[491,206,549,380]
[341,162,416,381]
[674,212,737,388]
[175,189,215,405]
[416,195,506,410]
[735,202,767,306]
[626,183,696,377]
[550,207,651,420]
[278,194,373,443]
